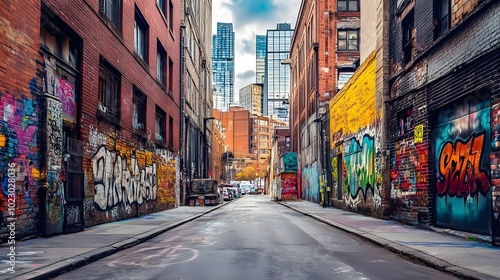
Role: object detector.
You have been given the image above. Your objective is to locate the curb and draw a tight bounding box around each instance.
[13,202,230,280]
[276,201,498,280]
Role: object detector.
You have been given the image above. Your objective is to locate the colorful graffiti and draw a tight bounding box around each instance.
[281,172,297,200]
[44,55,77,123]
[283,153,298,172]
[92,146,158,210]
[156,157,178,206]
[43,97,65,234]
[436,132,489,198]
[434,95,491,234]
[302,163,319,203]
[391,138,428,207]
[344,134,375,200]
[0,81,40,239]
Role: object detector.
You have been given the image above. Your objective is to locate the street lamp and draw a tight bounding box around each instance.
[203,117,215,178]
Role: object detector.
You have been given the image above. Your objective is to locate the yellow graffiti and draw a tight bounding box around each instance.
[414,124,424,143]
[0,133,5,147]
[329,51,377,147]
[32,167,40,178]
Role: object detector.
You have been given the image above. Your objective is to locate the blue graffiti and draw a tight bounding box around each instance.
[344,134,375,200]
[302,162,319,203]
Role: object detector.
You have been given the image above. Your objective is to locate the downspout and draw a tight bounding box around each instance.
[180,22,186,206]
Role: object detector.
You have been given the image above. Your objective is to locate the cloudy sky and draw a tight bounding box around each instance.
[212,0,302,103]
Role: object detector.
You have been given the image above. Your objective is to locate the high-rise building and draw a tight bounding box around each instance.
[212,22,235,112]
[264,23,293,124]
[256,35,266,84]
[239,83,263,116]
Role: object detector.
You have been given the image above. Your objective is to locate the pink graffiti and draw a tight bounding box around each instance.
[281,174,297,199]
[436,133,489,198]
[57,76,75,121]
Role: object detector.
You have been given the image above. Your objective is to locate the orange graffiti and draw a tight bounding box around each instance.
[436,133,489,198]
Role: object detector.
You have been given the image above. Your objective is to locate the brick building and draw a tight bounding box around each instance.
[388,0,500,236]
[0,0,181,240]
[289,0,360,203]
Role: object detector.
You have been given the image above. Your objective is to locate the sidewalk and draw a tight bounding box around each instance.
[277,200,500,280]
[0,202,230,280]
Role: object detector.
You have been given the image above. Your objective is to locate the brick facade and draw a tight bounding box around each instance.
[1,0,182,240]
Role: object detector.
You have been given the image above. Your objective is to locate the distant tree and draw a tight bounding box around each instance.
[235,161,268,181]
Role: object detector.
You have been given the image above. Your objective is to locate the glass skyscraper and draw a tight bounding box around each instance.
[212,22,235,112]
[256,35,266,84]
[264,23,293,124]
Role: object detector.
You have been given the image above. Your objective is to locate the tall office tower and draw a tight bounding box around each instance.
[256,35,266,84]
[264,23,293,124]
[212,22,235,112]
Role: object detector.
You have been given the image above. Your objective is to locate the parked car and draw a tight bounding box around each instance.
[241,189,246,195]
[219,184,235,201]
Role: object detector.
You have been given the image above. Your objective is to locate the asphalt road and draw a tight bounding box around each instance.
[54,195,460,280]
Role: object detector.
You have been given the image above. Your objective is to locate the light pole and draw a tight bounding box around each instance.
[203,117,215,178]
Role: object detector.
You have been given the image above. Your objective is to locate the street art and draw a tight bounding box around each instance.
[156,158,177,206]
[436,132,489,198]
[434,96,491,234]
[302,163,319,203]
[283,153,298,172]
[92,146,158,210]
[66,204,81,225]
[44,97,64,234]
[56,76,76,122]
[343,134,375,200]
[0,81,40,239]
[281,173,297,200]
[391,138,428,207]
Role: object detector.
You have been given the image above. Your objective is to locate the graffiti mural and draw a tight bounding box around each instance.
[302,163,319,203]
[391,138,428,207]
[92,146,158,210]
[436,132,489,198]
[283,152,298,172]
[434,96,491,234]
[281,172,297,200]
[0,81,40,239]
[344,134,375,200]
[44,55,77,123]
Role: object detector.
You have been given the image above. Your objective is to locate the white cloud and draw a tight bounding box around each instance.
[212,0,301,103]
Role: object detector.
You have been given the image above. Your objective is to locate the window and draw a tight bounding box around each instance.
[168,116,174,147]
[169,0,174,31]
[157,41,166,86]
[338,0,359,11]
[132,88,146,132]
[285,136,291,148]
[397,107,413,136]
[337,71,354,91]
[134,8,148,62]
[436,0,449,37]
[402,9,415,64]
[337,30,359,51]
[99,0,121,30]
[155,106,166,143]
[157,0,166,15]
[98,61,121,119]
[168,57,174,93]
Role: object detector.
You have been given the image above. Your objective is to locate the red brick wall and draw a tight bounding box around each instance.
[0,0,43,240]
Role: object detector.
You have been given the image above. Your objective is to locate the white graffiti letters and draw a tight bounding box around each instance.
[92,147,157,210]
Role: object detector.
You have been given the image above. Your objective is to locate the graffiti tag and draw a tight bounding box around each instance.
[436,132,489,198]
[92,146,157,210]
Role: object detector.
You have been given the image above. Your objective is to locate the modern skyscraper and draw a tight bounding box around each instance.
[264,23,293,124]
[256,35,266,84]
[212,22,235,112]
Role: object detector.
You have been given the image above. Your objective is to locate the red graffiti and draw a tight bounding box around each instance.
[436,133,489,198]
[281,173,297,200]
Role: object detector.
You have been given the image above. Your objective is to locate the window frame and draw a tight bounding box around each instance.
[132,87,147,133]
[99,0,122,30]
[157,41,167,87]
[134,8,149,62]
[338,0,359,12]
[155,106,167,144]
[337,29,359,51]
[98,60,121,121]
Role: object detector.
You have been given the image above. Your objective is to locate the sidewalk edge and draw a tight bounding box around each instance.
[276,201,497,280]
[13,202,230,280]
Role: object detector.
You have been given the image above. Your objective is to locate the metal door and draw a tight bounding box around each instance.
[64,137,84,233]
